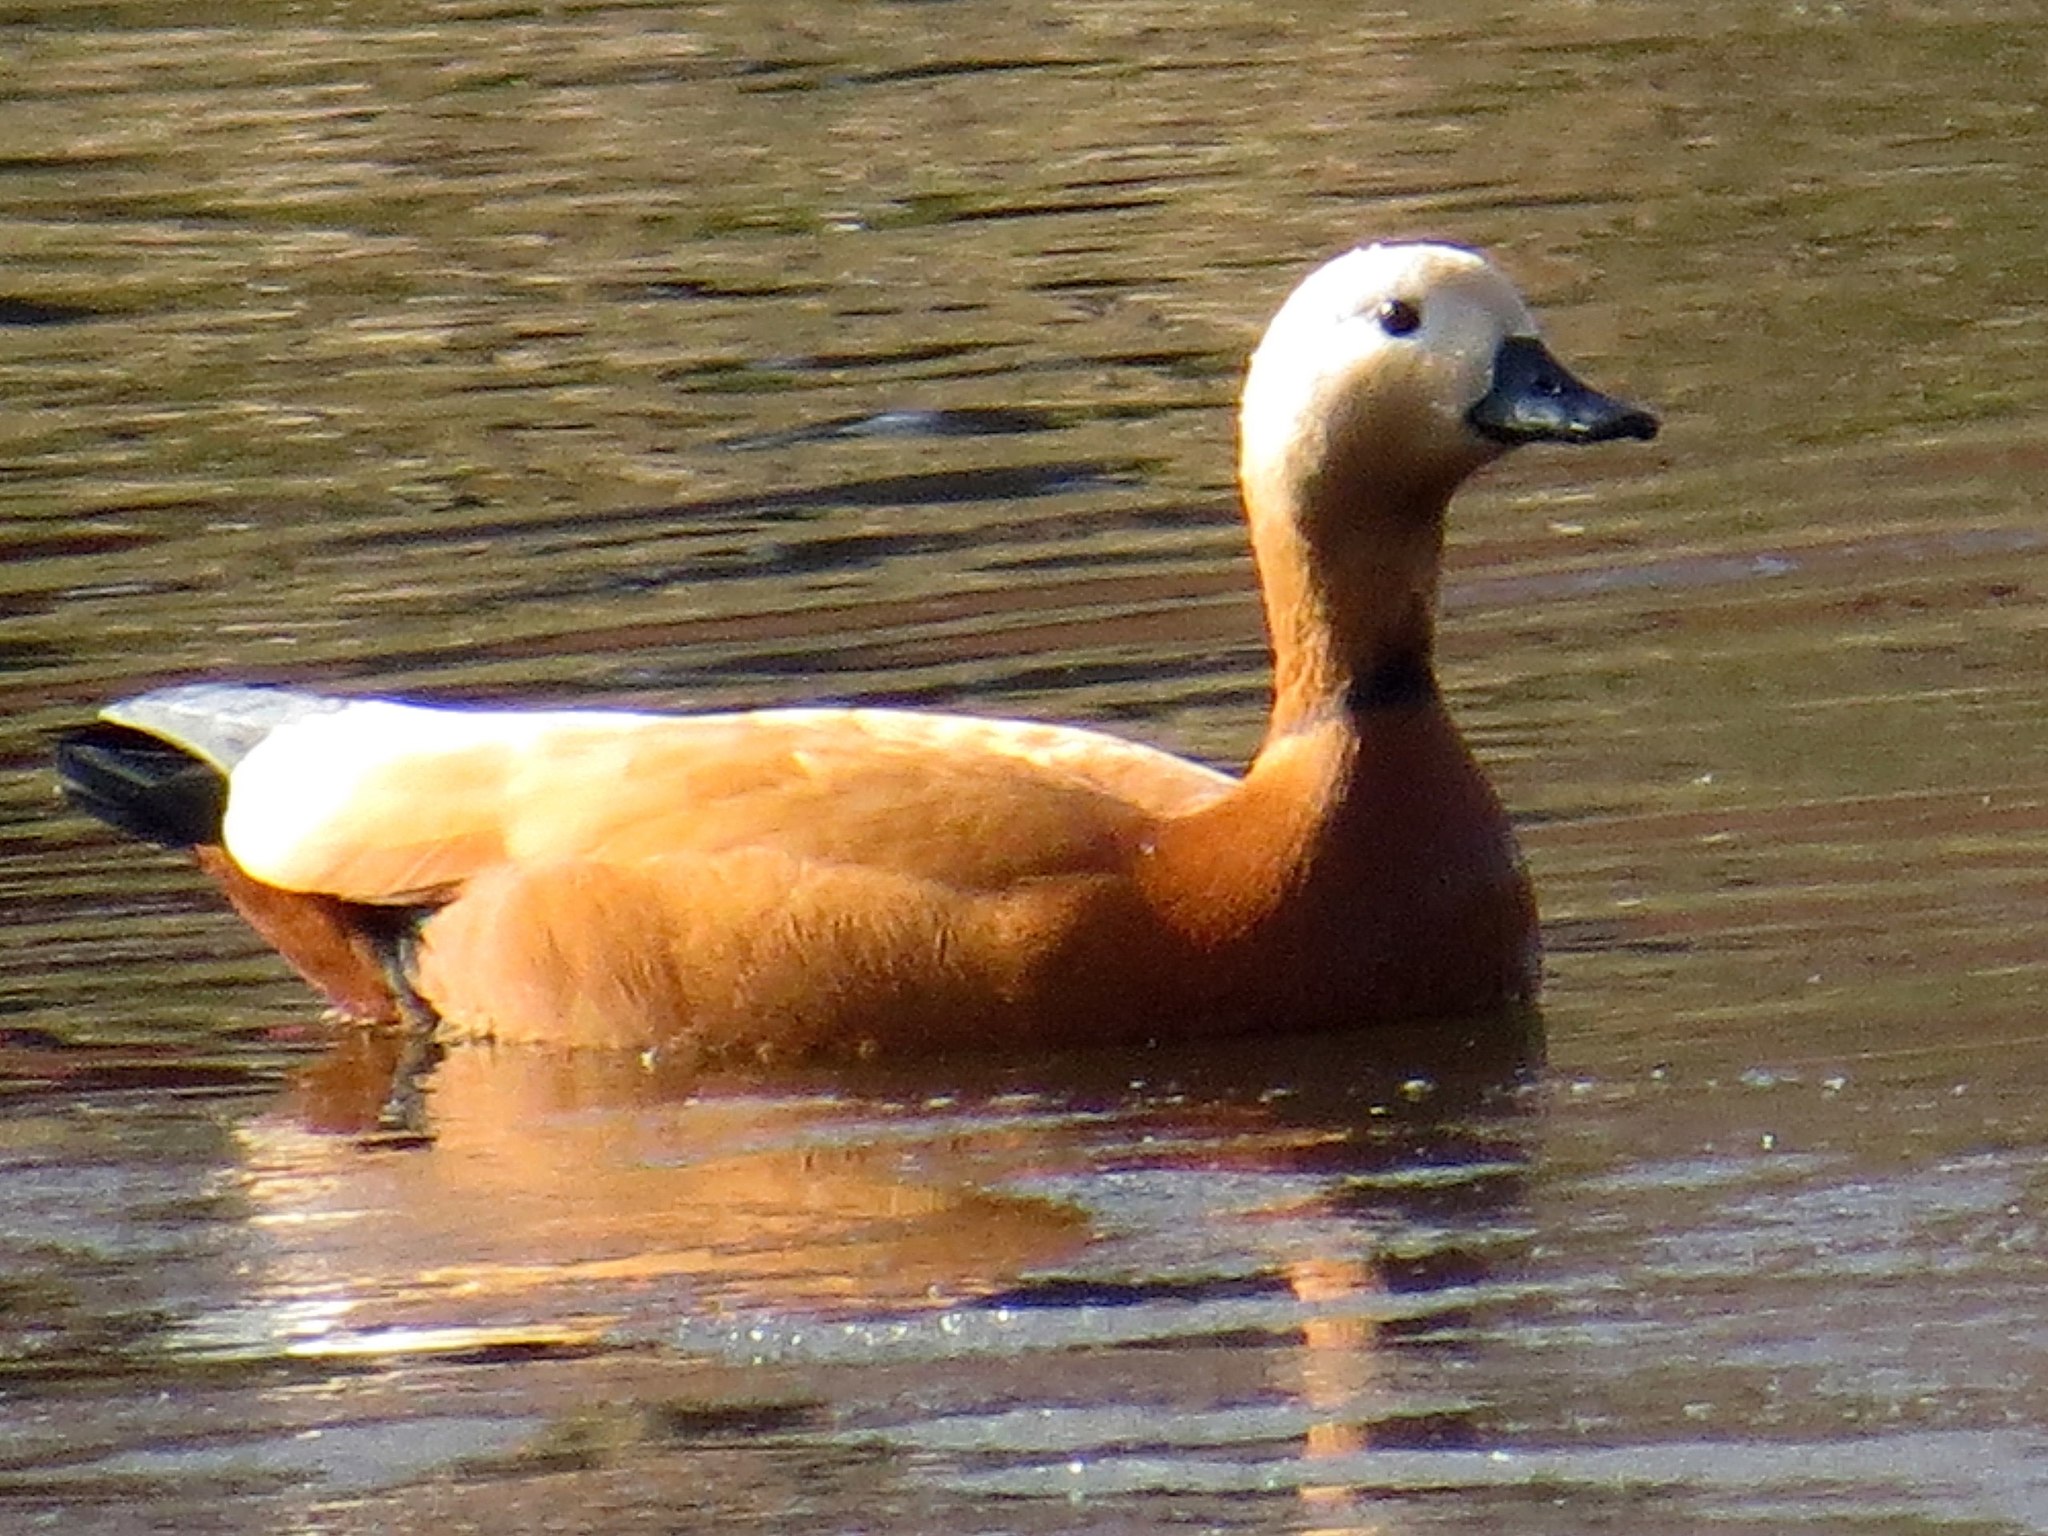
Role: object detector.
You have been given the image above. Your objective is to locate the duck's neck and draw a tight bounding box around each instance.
[1247,470,1450,744]
[1131,475,1464,950]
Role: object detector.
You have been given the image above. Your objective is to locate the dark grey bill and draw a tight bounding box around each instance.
[1466,335,1659,446]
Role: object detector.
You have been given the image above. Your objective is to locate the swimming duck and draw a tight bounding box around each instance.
[56,243,1657,1058]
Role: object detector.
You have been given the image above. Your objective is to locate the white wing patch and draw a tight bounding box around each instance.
[218,696,1234,897]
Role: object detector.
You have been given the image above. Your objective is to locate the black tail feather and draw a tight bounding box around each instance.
[53,723,228,848]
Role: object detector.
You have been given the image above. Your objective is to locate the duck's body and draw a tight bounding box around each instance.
[56,243,1656,1058]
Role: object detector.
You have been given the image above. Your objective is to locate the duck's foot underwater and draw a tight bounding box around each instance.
[366,925,443,1147]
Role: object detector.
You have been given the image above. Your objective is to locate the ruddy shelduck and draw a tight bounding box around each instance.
[57,243,1657,1058]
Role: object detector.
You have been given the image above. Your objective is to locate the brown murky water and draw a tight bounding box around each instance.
[3,3,2048,1531]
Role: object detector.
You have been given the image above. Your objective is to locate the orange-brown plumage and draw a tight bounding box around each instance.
[55,243,1655,1057]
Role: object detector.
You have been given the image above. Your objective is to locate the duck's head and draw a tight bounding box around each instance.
[1239,243,1658,525]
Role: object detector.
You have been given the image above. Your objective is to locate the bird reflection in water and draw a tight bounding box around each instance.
[236,1014,1540,1505]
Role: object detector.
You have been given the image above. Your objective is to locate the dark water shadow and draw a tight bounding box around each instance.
[291,1005,1546,1147]
[321,461,1153,557]
[0,296,104,327]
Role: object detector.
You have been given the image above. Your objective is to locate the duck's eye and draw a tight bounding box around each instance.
[1376,297,1422,337]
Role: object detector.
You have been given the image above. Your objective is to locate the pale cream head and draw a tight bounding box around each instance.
[1238,243,1541,517]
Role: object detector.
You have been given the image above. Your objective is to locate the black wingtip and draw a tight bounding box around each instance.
[53,723,228,848]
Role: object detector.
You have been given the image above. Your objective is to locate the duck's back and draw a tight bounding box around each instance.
[185,692,1231,899]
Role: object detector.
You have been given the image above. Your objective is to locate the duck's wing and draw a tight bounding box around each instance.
[81,685,1235,905]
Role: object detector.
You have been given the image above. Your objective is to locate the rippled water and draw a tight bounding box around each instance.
[4,2,2048,1531]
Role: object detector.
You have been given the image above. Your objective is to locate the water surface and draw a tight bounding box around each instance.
[3,3,2047,1531]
